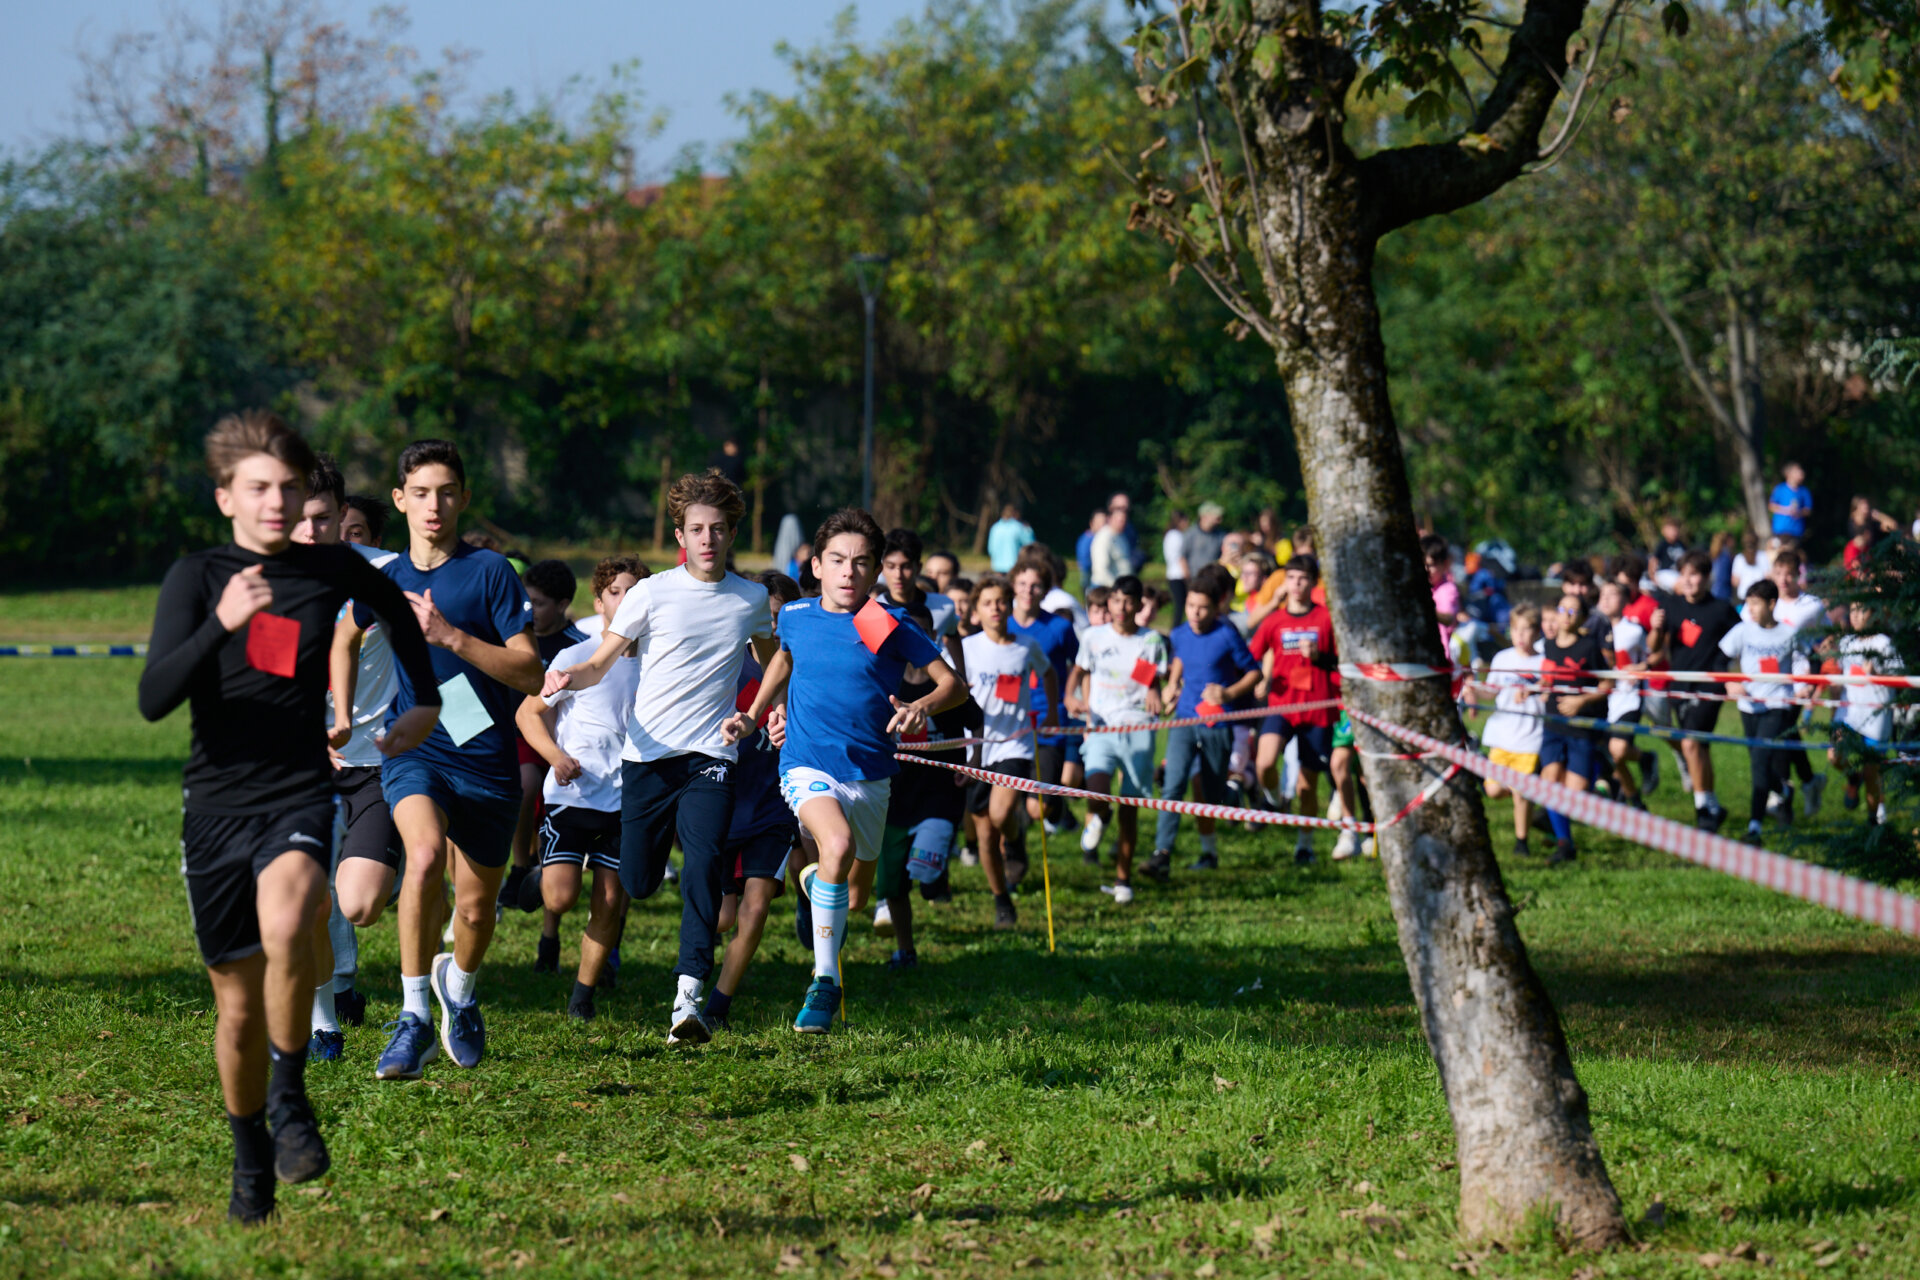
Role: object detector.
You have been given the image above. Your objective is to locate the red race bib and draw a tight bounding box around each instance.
[1130,657,1158,686]
[852,599,899,655]
[1847,664,1866,678]
[1286,662,1316,692]
[734,678,762,714]
[1196,700,1224,721]
[245,613,299,679]
[1615,650,1632,669]
[1758,657,1780,675]
[994,673,1023,703]
[1679,618,1703,649]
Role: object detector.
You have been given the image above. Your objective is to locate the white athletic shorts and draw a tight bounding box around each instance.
[779,767,891,863]
[1080,728,1156,798]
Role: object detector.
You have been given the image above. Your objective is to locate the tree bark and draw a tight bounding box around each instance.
[1232,0,1628,1247]
[1648,289,1769,532]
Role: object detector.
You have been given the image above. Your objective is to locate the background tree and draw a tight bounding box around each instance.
[1120,0,1920,1247]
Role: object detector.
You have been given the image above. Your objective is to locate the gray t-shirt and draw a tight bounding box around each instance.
[1182,525,1226,577]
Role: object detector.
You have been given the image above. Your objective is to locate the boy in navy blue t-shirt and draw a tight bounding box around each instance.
[371,440,545,1081]
[727,509,964,1034]
[1145,563,1261,881]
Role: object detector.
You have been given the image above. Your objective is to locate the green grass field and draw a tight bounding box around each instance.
[3,592,1917,1278]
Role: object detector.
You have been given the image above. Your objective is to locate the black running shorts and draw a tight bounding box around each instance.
[1676,695,1723,735]
[335,765,402,869]
[180,800,336,967]
[538,804,622,872]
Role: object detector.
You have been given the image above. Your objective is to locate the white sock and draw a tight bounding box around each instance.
[1200,833,1218,855]
[311,983,339,1034]
[445,959,479,1007]
[676,973,704,1007]
[811,879,849,982]
[402,974,431,1022]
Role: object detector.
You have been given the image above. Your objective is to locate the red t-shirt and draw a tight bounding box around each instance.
[1249,604,1338,726]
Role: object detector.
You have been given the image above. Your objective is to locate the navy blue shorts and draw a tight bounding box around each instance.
[1538,731,1598,781]
[724,827,795,898]
[381,754,520,869]
[1036,719,1084,767]
[1257,714,1334,773]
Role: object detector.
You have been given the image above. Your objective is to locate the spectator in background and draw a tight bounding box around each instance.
[1648,517,1689,588]
[1769,461,1812,538]
[1182,503,1227,588]
[1076,510,1107,587]
[1293,526,1327,605]
[1250,508,1292,565]
[987,503,1035,572]
[1422,535,1469,653]
[787,540,812,583]
[1108,492,1144,568]
[1709,531,1736,601]
[1163,511,1190,620]
[711,438,748,488]
[1088,504,1134,588]
[1731,530,1770,599]
[1846,494,1899,551]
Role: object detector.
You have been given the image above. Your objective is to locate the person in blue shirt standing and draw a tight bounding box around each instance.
[987,502,1035,572]
[1769,461,1813,538]
[727,509,965,1035]
[372,440,546,1081]
[1143,562,1261,882]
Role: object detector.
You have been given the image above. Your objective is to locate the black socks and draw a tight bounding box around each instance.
[267,1041,308,1113]
[227,1108,274,1223]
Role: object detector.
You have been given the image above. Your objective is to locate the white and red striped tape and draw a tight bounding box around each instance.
[895,698,1346,752]
[892,750,1457,833]
[1347,662,1919,689]
[1344,708,1920,939]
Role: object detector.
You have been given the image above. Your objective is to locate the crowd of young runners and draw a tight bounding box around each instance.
[142,415,1906,1222]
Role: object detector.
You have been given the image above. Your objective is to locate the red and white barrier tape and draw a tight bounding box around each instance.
[1348,661,1918,690]
[1344,707,1920,939]
[896,698,1346,752]
[892,750,1458,833]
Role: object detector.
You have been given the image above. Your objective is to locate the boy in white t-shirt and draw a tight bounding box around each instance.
[957,575,1058,930]
[1718,579,1812,845]
[543,471,776,1046]
[1474,602,1546,858]
[1596,581,1654,809]
[1767,548,1830,814]
[515,556,645,1024]
[1064,575,1167,904]
[1830,600,1900,825]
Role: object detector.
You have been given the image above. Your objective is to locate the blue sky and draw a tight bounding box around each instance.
[2,1,961,173]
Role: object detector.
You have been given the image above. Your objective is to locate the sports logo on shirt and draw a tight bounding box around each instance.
[809,781,831,793]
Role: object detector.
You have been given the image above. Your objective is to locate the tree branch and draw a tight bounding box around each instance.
[1648,289,1738,437]
[1357,0,1592,241]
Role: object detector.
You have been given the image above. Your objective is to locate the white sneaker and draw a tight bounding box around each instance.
[1803,773,1827,816]
[1332,830,1359,861]
[1099,882,1135,905]
[873,900,895,937]
[959,848,980,867]
[663,860,680,885]
[1361,836,1377,859]
[668,987,710,1047]
[1080,813,1106,854]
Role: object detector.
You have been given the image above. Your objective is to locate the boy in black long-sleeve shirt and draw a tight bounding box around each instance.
[140,410,441,1223]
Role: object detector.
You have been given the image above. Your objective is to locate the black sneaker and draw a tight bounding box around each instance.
[887,949,919,970]
[1549,839,1578,867]
[1742,827,1765,847]
[268,1095,330,1184]
[1142,851,1173,883]
[567,983,596,1023]
[334,985,367,1028]
[1292,845,1315,867]
[534,933,560,974]
[1004,854,1029,889]
[499,863,528,910]
[517,865,545,914]
[1188,852,1220,871]
[228,1168,275,1225]
[920,867,953,903]
[993,893,1018,929]
[1512,838,1531,859]
[1695,803,1729,834]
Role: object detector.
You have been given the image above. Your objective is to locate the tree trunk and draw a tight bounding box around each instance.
[1238,2,1627,1247]
[1724,294,1770,535]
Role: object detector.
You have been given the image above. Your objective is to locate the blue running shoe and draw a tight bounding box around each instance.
[374,1013,438,1080]
[429,952,486,1068]
[308,1028,345,1062]
[793,975,841,1035]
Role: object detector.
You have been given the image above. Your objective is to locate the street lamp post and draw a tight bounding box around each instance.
[850,253,889,511]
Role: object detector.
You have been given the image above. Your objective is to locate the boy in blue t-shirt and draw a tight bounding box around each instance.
[1768,461,1812,537]
[1009,558,1081,857]
[371,440,545,1081]
[1144,562,1261,882]
[726,509,965,1034]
